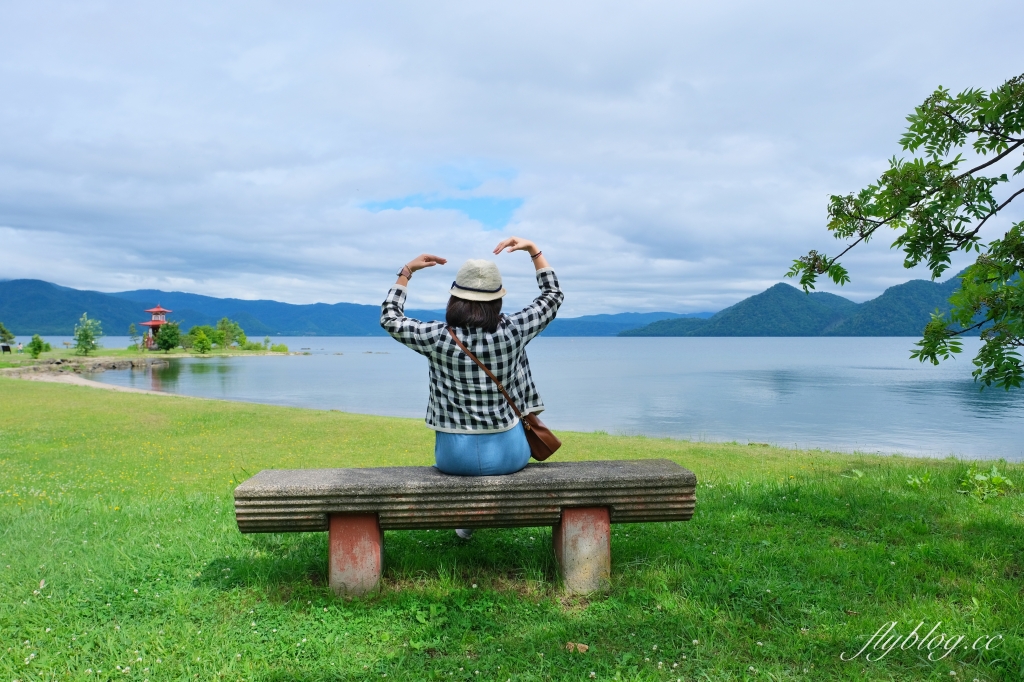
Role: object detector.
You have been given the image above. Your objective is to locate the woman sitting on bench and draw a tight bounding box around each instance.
[381,237,564,535]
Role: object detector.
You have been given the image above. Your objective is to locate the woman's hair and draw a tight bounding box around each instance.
[446,296,503,333]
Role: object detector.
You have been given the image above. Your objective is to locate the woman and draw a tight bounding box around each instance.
[381,237,563,536]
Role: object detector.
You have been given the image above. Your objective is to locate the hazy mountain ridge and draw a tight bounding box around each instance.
[621,275,974,337]
[0,280,439,336]
[1,274,972,338]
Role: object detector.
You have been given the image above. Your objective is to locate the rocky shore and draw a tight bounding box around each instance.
[1,355,169,377]
[0,355,176,395]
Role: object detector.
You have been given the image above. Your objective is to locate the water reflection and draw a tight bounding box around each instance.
[84,337,1024,460]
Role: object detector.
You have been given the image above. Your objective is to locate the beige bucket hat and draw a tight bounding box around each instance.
[450,259,507,301]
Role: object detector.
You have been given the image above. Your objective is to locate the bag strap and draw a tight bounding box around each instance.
[446,327,528,424]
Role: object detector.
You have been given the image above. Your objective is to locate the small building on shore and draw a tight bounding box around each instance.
[140,305,172,349]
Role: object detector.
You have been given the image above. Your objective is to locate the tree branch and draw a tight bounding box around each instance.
[954,185,1024,245]
[954,139,1024,181]
[944,319,988,338]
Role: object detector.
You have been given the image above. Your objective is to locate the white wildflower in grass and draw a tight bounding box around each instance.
[589,673,596,679]
[757,642,763,646]
[236,654,241,659]
[693,640,699,645]
[652,645,658,651]
[749,666,756,672]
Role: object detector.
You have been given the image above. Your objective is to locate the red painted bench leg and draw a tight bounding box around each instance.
[553,507,611,594]
[329,513,382,597]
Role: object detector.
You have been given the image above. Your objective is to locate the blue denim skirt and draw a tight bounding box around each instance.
[434,423,531,476]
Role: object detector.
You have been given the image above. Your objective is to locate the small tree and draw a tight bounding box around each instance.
[0,321,14,344]
[188,324,224,347]
[193,330,212,354]
[263,336,271,350]
[155,322,181,353]
[128,323,140,350]
[27,334,46,359]
[216,317,244,347]
[73,313,103,355]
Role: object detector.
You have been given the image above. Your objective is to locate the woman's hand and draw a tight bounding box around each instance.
[493,237,538,256]
[406,254,447,272]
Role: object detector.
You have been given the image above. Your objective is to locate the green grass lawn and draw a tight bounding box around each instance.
[1,378,1021,681]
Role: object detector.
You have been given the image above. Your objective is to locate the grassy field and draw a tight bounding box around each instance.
[0,378,1021,681]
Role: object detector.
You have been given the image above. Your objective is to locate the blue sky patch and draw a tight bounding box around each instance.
[364,195,524,230]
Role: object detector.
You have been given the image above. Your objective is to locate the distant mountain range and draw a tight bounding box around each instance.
[0,273,968,338]
[0,279,705,337]
[0,280,442,336]
[621,275,970,337]
[543,311,714,336]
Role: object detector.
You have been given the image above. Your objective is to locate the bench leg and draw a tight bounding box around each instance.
[328,514,382,597]
[552,507,611,594]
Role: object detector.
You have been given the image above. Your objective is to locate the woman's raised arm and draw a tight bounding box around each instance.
[395,253,447,286]
[493,237,549,270]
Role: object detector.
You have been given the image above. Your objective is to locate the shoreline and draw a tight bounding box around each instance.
[0,354,196,397]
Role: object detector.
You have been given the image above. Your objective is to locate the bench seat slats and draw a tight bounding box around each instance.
[234,459,697,533]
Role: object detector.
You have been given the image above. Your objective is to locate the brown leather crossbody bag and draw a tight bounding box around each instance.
[446,327,561,461]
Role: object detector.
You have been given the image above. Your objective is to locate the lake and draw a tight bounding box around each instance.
[80,336,1023,461]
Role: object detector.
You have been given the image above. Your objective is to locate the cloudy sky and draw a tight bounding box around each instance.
[0,1,1020,315]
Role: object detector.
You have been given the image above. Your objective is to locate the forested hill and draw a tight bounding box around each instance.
[1,273,969,337]
[0,280,441,336]
[0,279,709,337]
[621,276,969,337]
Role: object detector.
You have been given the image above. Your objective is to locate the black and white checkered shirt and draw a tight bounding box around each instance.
[381,268,564,433]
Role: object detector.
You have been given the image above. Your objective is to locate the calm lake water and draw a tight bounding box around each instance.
[82,336,1023,461]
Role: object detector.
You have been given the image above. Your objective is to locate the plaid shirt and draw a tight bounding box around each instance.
[381,267,564,433]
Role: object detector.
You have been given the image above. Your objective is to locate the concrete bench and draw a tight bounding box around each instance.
[234,459,696,596]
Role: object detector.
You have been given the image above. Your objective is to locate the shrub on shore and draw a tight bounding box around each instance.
[155,321,181,352]
[26,334,49,358]
[73,312,102,355]
[192,329,212,354]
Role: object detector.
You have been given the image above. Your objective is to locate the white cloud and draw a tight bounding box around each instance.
[0,0,1019,315]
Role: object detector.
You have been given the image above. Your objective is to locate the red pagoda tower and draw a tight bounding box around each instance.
[140,305,172,349]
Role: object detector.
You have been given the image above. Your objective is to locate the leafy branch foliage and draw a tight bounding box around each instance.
[788,74,1024,389]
